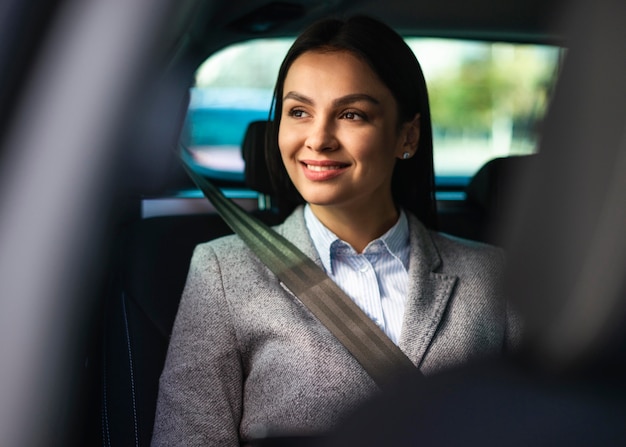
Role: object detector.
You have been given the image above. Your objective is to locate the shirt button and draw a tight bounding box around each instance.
[359,264,369,273]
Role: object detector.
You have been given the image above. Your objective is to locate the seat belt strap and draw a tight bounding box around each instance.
[181,159,420,389]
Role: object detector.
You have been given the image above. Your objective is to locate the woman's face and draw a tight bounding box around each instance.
[278,50,418,215]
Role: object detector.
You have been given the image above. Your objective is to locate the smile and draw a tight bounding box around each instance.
[300,160,350,181]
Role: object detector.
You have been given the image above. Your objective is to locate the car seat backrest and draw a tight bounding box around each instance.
[100,214,234,446]
[242,120,273,195]
[98,120,282,446]
[464,154,537,245]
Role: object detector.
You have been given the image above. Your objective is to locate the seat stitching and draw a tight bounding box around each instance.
[101,335,111,447]
[122,293,140,447]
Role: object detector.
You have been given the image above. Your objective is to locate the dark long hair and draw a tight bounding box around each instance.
[265,15,437,229]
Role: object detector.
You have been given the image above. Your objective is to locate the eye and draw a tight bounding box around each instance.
[340,110,365,121]
[287,108,309,118]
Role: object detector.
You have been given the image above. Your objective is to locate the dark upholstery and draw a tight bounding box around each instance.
[464,154,537,244]
[466,155,537,217]
[100,215,234,446]
[242,120,274,195]
[98,120,284,446]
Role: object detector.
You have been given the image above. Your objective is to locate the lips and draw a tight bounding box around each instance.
[300,159,350,181]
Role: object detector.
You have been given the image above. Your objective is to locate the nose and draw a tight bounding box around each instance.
[305,118,338,152]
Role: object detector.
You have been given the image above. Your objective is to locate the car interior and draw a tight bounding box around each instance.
[0,0,624,446]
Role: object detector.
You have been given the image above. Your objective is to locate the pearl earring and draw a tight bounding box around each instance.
[402,152,410,159]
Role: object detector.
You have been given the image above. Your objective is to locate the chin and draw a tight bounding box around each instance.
[301,197,336,207]
[296,189,340,207]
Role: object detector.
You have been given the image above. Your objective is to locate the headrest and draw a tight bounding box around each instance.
[466,154,537,214]
[241,120,274,195]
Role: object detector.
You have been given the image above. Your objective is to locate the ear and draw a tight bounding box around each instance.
[396,113,421,160]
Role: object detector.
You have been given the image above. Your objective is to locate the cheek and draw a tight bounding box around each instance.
[278,125,296,159]
[350,130,396,163]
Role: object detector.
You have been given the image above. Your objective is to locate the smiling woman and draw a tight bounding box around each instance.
[152,15,517,446]
[266,16,436,230]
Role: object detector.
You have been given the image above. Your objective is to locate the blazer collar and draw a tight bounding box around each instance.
[275,206,323,267]
[399,214,457,368]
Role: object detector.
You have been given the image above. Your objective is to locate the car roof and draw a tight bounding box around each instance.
[161,0,566,76]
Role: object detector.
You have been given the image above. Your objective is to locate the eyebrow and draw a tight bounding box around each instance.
[283,91,381,107]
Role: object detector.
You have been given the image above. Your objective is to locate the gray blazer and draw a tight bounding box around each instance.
[152,207,514,446]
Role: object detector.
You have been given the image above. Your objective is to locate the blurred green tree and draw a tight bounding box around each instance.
[428,44,558,152]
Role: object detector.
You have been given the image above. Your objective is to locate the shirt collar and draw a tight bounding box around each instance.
[303,204,410,274]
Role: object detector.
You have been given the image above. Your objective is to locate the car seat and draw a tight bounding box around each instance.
[464,154,537,245]
[98,120,281,446]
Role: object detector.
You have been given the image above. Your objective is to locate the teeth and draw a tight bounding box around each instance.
[306,164,343,171]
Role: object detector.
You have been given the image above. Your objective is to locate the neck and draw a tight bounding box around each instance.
[309,202,399,253]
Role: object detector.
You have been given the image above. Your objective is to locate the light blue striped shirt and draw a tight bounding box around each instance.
[303,205,410,345]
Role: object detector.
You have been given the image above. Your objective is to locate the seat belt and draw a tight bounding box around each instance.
[181,159,421,389]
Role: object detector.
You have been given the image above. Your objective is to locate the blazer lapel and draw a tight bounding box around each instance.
[399,215,457,367]
[275,206,323,267]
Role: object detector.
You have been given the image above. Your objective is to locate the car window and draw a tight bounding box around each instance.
[185,37,561,185]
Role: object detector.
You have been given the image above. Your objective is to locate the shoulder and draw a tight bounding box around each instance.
[191,206,311,265]
[432,231,505,279]
[187,234,250,280]
[407,212,504,275]
[431,231,504,266]
[194,232,246,257]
